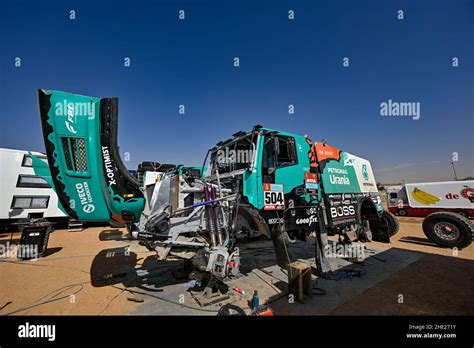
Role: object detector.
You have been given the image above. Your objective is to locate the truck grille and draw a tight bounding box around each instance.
[61,137,88,172]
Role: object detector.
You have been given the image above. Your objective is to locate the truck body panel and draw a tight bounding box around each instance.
[38,89,145,223]
[387,181,474,217]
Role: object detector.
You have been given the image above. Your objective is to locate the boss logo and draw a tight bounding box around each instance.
[330,205,355,218]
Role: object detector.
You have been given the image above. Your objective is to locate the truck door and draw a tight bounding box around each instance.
[260,134,301,209]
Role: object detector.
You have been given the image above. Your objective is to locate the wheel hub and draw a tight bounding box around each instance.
[433,222,460,241]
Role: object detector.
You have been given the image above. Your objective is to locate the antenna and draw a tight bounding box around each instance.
[451,161,458,181]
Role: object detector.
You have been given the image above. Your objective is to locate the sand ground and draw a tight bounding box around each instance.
[0,217,472,315]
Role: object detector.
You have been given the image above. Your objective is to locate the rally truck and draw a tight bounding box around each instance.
[36,89,398,279]
[201,126,399,269]
[387,181,473,248]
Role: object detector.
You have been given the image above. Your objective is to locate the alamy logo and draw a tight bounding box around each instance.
[216,147,254,165]
[55,100,95,134]
[380,99,420,120]
[18,322,56,341]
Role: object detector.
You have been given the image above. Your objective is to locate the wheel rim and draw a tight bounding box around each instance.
[433,222,460,241]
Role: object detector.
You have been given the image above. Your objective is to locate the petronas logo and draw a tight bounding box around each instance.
[362,164,369,180]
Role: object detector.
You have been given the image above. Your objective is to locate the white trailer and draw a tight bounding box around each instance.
[0,148,67,230]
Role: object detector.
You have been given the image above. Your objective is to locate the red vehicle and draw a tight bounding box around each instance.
[386,181,473,248]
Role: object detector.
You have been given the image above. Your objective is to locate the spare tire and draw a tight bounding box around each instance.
[422,212,473,248]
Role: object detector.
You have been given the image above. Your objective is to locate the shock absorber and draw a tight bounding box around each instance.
[204,186,217,246]
[212,186,224,246]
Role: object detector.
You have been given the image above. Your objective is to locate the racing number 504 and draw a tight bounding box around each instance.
[265,191,284,205]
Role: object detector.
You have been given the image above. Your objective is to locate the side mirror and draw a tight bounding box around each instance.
[268,167,276,175]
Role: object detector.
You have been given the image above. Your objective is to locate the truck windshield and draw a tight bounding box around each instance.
[209,135,256,175]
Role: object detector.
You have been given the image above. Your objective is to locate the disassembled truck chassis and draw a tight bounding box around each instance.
[37,89,399,284]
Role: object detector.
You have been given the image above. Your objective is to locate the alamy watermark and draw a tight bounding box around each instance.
[380,99,420,120]
[324,243,365,260]
[216,147,254,165]
[0,242,39,260]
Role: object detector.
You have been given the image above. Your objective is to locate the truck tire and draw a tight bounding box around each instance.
[422,212,473,249]
[382,211,400,237]
[370,211,400,242]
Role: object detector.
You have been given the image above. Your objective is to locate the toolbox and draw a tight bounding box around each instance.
[17,222,54,260]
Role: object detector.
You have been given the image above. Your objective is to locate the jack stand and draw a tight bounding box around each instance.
[189,276,230,307]
[315,208,334,276]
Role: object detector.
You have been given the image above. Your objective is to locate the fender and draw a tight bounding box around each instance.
[357,196,380,225]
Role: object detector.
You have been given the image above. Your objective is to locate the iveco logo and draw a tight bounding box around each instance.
[65,104,77,134]
[83,204,95,213]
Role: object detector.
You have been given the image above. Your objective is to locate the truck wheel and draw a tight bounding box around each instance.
[370,211,399,242]
[422,212,473,249]
[381,211,400,237]
[397,208,408,216]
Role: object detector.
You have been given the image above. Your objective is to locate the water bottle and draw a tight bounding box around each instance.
[251,290,260,311]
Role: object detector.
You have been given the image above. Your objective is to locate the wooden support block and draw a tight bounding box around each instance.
[288,261,313,304]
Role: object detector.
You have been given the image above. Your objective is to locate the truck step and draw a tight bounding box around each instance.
[68,220,83,232]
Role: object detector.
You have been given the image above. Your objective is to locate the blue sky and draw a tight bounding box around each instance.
[1,0,472,183]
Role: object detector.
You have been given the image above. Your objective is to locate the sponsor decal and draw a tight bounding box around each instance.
[342,153,354,167]
[304,172,318,194]
[362,164,369,180]
[55,100,95,134]
[268,217,284,224]
[330,205,356,219]
[411,187,440,205]
[306,137,318,168]
[263,183,285,210]
[458,188,474,203]
[296,215,318,226]
[65,104,77,134]
[327,167,351,186]
[102,146,116,186]
[314,142,341,162]
[76,182,95,213]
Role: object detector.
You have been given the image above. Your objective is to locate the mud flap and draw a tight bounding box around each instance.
[38,89,144,222]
